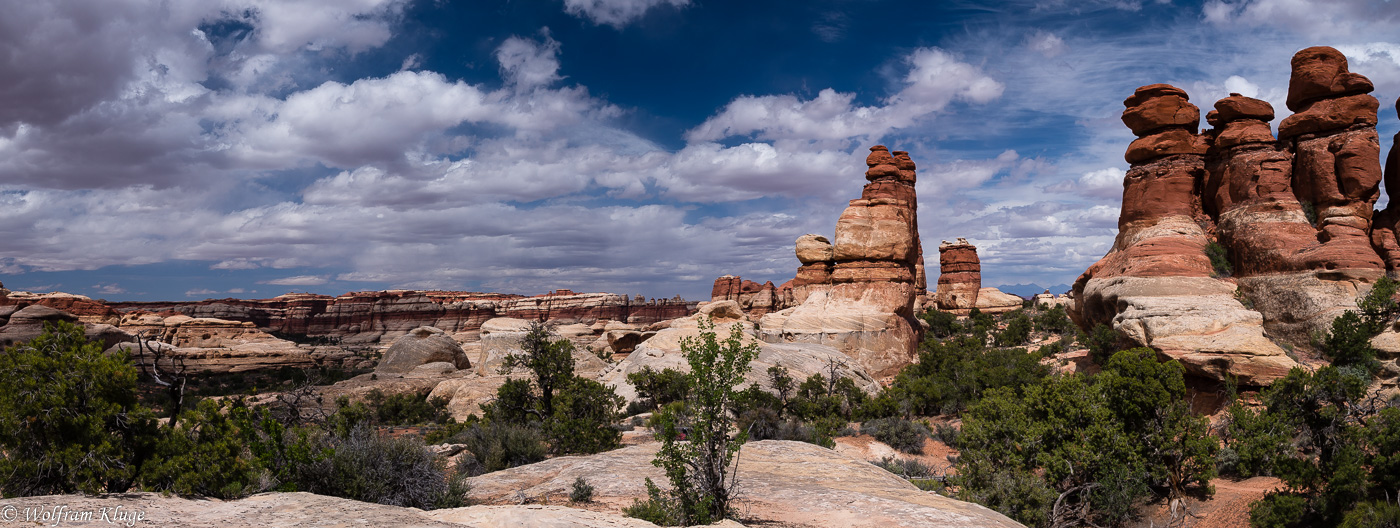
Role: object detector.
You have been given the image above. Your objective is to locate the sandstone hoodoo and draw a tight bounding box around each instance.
[758,146,926,378]
[710,275,794,316]
[935,238,981,311]
[1071,45,1400,385]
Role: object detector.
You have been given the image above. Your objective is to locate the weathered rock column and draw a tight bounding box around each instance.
[935,238,981,311]
[759,145,923,378]
[1069,84,1293,385]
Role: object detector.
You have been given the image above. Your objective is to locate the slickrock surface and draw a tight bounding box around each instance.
[0,492,701,528]
[600,301,879,405]
[758,146,927,378]
[466,440,1024,528]
[935,238,981,311]
[1072,46,1400,385]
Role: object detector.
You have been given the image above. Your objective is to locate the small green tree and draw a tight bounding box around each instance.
[499,321,577,418]
[995,310,1033,347]
[490,321,623,455]
[0,322,159,496]
[648,317,759,524]
[1082,323,1123,364]
[1033,305,1072,334]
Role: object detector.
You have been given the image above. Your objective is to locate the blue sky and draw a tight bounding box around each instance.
[1,0,1398,301]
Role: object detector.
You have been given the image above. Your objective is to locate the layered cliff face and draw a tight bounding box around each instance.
[759,146,926,378]
[89,289,695,344]
[1071,46,1399,385]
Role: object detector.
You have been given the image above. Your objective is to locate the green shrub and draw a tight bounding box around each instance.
[138,399,258,499]
[921,308,961,338]
[1033,305,1072,334]
[861,417,931,454]
[933,422,961,447]
[626,366,691,411]
[1081,323,1122,365]
[994,310,1032,347]
[488,322,624,455]
[1207,241,1233,277]
[1359,276,1399,332]
[955,349,1216,528]
[294,425,467,509]
[545,377,623,455]
[872,457,943,491]
[0,322,159,496]
[446,422,548,477]
[1323,311,1381,373]
[623,478,681,526]
[364,389,454,426]
[570,477,595,503]
[877,335,1050,416]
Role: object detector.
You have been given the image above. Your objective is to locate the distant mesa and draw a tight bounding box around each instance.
[1069,45,1400,391]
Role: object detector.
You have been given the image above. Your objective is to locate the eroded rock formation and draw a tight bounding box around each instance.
[1,288,694,345]
[1071,46,1400,385]
[758,146,926,377]
[710,275,795,316]
[935,238,981,311]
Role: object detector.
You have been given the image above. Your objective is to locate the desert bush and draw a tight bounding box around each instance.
[955,348,1216,528]
[871,456,943,491]
[861,417,931,454]
[932,422,961,446]
[626,366,692,411]
[1323,311,1381,374]
[1081,323,1123,364]
[486,322,624,455]
[0,322,160,496]
[1032,305,1072,334]
[965,308,996,340]
[876,335,1050,416]
[623,478,682,526]
[921,308,961,338]
[364,389,454,426]
[570,477,595,503]
[994,310,1032,347]
[1207,241,1233,277]
[138,399,258,499]
[294,424,467,509]
[446,421,548,477]
[1230,365,1400,527]
[544,376,624,455]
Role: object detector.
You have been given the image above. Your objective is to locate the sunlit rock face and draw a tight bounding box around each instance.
[1070,46,1400,386]
[758,145,925,378]
[935,238,981,311]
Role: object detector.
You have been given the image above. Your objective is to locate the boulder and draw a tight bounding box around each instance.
[973,288,1023,313]
[375,326,471,375]
[601,307,879,404]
